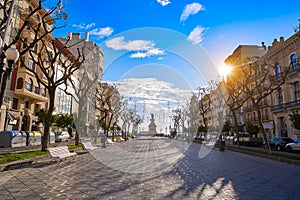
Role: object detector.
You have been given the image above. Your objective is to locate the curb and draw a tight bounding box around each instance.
[225,146,300,166]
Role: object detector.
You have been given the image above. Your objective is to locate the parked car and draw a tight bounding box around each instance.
[193,135,205,141]
[55,131,70,142]
[269,137,295,151]
[285,139,300,152]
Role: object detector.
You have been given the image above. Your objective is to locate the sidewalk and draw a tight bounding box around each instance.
[0,140,75,155]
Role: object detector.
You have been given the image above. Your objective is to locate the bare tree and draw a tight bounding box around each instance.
[195,87,211,134]
[221,76,247,147]
[95,82,121,141]
[240,57,287,154]
[64,45,103,145]
[0,0,66,108]
[22,37,84,151]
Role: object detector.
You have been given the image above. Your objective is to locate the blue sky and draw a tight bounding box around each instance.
[53,0,300,70]
[52,0,300,129]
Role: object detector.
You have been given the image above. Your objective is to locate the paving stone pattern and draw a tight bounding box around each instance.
[0,137,300,199]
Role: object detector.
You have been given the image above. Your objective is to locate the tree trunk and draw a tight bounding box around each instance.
[256,105,272,154]
[41,90,55,151]
[231,108,240,148]
[75,101,85,145]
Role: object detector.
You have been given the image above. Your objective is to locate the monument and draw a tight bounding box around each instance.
[148,113,157,136]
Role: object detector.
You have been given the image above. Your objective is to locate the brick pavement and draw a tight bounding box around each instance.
[0,137,300,199]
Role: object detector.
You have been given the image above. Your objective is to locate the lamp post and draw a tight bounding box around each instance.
[0,47,19,108]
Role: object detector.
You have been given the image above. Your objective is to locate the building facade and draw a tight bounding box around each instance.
[0,0,54,131]
[268,33,300,139]
[223,31,300,140]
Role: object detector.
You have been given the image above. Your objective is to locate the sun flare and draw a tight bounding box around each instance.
[219,64,233,79]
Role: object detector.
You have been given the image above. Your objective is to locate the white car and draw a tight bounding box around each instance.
[57,131,70,142]
[285,139,300,152]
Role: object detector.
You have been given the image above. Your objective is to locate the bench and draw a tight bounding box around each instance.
[82,142,99,151]
[47,146,76,163]
[119,137,125,141]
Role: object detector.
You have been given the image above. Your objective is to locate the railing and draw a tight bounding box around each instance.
[287,60,300,74]
[271,99,300,112]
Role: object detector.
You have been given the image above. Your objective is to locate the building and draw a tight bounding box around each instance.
[223,30,300,140]
[268,33,300,139]
[58,32,104,137]
[0,0,54,131]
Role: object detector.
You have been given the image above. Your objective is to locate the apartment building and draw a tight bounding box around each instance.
[58,32,104,136]
[0,0,54,131]
[222,31,300,139]
[268,33,300,139]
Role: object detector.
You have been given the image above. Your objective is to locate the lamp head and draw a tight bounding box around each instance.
[5,47,19,62]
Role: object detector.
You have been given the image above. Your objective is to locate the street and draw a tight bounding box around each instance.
[0,137,300,199]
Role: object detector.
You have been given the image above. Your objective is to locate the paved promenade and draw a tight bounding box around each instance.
[0,137,300,199]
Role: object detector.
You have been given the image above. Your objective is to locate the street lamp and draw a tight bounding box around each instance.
[0,47,19,108]
[5,47,19,66]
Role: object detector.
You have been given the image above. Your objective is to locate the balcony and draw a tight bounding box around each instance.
[287,60,300,76]
[14,80,47,102]
[271,99,300,112]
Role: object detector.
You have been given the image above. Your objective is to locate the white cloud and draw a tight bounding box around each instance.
[187,26,207,45]
[112,78,194,131]
[130,48,165,58]
[89,27,114,39]
[115,78,192,104]
[105,37,164,58]
[105,37,154,51]
[72,23,95,29]
[180,3,205,23]
[157,0,171,6]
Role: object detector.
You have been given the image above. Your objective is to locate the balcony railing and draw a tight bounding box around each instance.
[271,99,300,112]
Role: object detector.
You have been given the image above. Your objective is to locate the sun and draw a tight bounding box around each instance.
[219,64,233,80]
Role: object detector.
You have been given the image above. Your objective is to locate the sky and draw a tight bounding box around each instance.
[51,0,300,131]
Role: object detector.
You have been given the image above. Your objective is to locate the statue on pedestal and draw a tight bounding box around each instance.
[148,113,157,136]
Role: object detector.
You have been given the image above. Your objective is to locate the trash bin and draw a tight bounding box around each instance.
[220,141,225,151]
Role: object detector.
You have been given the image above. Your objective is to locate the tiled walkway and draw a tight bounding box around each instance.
[1,137,300,199]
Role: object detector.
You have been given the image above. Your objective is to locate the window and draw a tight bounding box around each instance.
[293,81,300,101]
[35,14,41,22]
[56,88,72,114]
[276,63,281,77]
[41,87,46,97]
[12,98,18,110]
[25,101,30,109]
[34,85,40,94]
[290,53,297,70]
[34,104,39,113]
[28,59,35,71]
[26,78,33,91]
[278,88,283,105]
[16,78,23,89]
